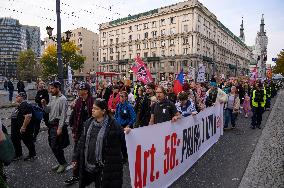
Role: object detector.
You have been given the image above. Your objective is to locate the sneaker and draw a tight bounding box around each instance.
[64,176,79,185]
[24,155,36,161]
[231,126,236,130]
[57,163,68,173]
[13,156,23,161]
[52,164,60,171]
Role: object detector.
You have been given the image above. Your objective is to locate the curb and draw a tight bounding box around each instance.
[239,90,284,188]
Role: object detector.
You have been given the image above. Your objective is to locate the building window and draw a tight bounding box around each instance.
[137,44,140,50]
[137,34,140,40]
[129,45,133,51]
[183,37,188,44]
[169,39,174,46]
[170,17,175,24]
[161,50,165,56]
[161,19,166,26]
[144,52,148,58]
[152,41,157,48]
[152,21,157,28]
[144,23,148,29]
[198,15,201,22]
[78,32,82,36]
[103,57,106,62]
[137,53,140,57]
[152,31,157,38]
[121,28,125,34]
[110,56,113,61]
[116,38,119,44]
[152,52,156,57]
[129,54,132,59]
[184,25,188,32]
[144,32,148,39]
[129,35,132,41]
[143,42,148,49]
[110,48,114,54]
[161,29,166,36]
[102,32,106,38]
[161,40,165,47]
[129,26,132,32]
[183,48,188,55]
[110,39,113,45]
[170,61,174,67]
[170,28,175,35]
[116,29,120,35]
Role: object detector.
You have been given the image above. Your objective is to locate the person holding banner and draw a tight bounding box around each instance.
[72,98,125,188]
[149,86,181,125]
[206,82,227,107]
[175,91,198,117]
[223,86,240,130]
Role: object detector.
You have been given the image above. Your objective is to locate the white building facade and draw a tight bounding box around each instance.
[99,0,252,81]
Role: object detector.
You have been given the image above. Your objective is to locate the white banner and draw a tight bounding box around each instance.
[197,64,205,83]
[126,104,224,188]
[188,66,195,81]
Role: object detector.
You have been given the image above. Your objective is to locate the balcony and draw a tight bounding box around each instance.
[118,59,129,65]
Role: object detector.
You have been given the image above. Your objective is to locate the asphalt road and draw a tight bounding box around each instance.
[3,95,277,188]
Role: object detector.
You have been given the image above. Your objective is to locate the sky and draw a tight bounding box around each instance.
[1,0,284,65]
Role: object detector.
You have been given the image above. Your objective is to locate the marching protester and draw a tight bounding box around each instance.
[72,98,126,188]
[149,86,181,125]
[175,91,198,117]
[41,81,69,173]
[65,83,94,185]
[34,81,49,142]
[223,86,240,130]
[139,83,156,127]
[108,85,120,114]
[251,82,266,129]
[264,81,272,110]
[7,79,14,103]
[0,119,15,188]
[17,80,26,94]
[114,91,136,162]
[242,93,252,118]
[11,92,36,161]
[167,83,177,104]
[205,82,228,107]
[97,81,112,103]
[134,86,145,128]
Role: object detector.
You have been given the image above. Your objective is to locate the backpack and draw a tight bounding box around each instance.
[31,104,44,121]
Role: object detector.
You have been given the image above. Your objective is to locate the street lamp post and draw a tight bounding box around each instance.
[46,0,72,94]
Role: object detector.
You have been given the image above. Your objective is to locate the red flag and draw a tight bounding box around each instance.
[132,56,153,84]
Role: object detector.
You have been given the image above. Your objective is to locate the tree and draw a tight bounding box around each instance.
[40,42,85,79]
[16,49,39,81]
[273,49,284,76]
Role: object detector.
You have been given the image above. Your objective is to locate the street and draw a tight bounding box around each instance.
[2,93,278,188]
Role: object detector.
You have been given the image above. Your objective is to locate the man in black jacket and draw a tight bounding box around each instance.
[34,81,49,141]
[17,80,25,94]
[7,79,14,103]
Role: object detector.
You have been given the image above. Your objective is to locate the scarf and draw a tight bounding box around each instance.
[84,115,109,172]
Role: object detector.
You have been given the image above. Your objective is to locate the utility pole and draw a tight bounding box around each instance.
[56,0,64,93]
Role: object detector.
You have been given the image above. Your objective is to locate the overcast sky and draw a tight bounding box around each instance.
[1,0,284,64]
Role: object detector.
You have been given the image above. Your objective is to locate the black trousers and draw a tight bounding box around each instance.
[48,127,67,165]
[251,107,264,128]
[11,126,36,157]
[73,141,79,177]
[80,169,102,188]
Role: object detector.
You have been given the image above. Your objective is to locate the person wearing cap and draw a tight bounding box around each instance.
[205,82,227,107]
[64,82,94,185]
[41,81,69,173]
[175,91,198,117]
[11,92,36,161]
[108,85,120,114]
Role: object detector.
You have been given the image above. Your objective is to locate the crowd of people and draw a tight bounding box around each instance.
[0,76,282,188]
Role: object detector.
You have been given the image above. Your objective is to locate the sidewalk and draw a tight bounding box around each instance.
[239,90,284,188]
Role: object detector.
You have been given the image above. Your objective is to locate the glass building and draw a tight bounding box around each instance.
[0,17,40,78]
